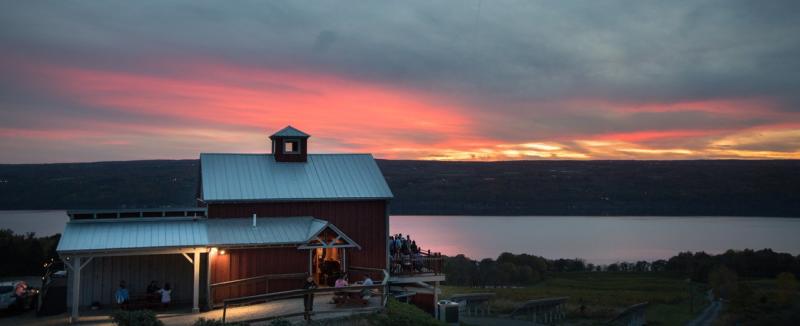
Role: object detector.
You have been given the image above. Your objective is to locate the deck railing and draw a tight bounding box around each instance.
[508,296,569,324]
[220,267,389,324]
[209,272,307,308]
[390,250,444,276]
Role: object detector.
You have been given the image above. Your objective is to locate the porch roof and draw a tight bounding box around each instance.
[56,218,209,254]
[206,216,329,247]
[57,216,356,254]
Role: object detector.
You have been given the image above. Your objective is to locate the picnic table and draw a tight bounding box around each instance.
[333,288,369,307]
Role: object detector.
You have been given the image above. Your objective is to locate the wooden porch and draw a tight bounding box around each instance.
[17,293,383,326]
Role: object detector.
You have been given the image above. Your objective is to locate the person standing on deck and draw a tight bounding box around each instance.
[360,275,374,299]
[115,280,130,309]
[146,281,159,303]
[303,276,317,320]
[157,283,172,308]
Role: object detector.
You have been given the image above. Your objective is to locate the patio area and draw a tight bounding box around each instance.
[5,293,383,325]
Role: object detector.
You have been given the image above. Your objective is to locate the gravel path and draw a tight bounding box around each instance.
[686,299,722,326]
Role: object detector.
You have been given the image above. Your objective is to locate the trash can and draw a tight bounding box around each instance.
[437,300,460,324]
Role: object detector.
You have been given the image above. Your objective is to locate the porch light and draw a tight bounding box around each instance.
[219,249,226,255]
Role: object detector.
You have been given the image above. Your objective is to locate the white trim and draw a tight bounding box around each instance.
[304,223,361,250]
[79,256,94,270]
[61,247,209,258]
[297,243,358,250]
[182,252,194,264]
[192,250,200,313]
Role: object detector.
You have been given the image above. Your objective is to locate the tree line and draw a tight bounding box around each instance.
[0,229,61,277]
[3,159,800,217]
[443,249,800,286]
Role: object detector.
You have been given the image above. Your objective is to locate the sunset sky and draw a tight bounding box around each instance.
[2,1,800,163]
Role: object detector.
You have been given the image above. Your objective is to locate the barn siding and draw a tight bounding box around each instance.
[67,253,208,308]
[209,247,308,304]
[410,293,436,315]
[207,200,388,270]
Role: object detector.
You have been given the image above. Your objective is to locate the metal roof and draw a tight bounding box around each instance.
[270,126,310,138]
[56,216,355,254]
[206,217,328,247]
[56,218,209,254]
[200,153,393,202]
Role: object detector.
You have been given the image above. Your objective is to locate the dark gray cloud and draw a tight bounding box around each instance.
[1,0,799,163]
[2,1,798,108]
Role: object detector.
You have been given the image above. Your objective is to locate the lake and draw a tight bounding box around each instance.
[1,211,798,264]
[392,215,800,264]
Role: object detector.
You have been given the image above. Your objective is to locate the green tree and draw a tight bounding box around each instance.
[709,265,738,300]
[443,255,478,286]
[478,259,498,287]
[775,272,798,306]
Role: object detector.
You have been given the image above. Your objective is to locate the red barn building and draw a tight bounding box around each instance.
[199,126,393,303]
[57,126,442,322]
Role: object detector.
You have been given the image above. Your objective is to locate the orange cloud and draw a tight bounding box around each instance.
[26,60,475,155]
[4,58,799,162]
[593,130,723,142]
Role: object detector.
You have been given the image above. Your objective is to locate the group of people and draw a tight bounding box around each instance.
[389,233,425,273]
[332,273,374,302]
[301,272,374,316]
[390,233,420,256]
[114,280,172,309]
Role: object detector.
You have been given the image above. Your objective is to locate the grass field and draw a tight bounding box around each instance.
[441,272,709,325]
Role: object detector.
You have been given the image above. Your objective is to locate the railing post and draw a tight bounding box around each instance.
[303,288,313,322]
[222,302,227,324]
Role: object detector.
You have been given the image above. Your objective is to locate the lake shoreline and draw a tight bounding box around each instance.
[2,211,799,264]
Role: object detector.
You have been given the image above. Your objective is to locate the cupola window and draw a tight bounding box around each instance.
[284,140,300,154]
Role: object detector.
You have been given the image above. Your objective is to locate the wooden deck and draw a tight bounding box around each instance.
[6,294,382,325]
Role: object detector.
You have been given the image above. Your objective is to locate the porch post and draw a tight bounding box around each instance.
[433,281,439,319]
[70,256,81,323]
[193,250,200,313]
[207,251,213,309]
[342,248,347,273]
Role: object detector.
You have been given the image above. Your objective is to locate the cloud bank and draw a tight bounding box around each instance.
[1,0,799,162]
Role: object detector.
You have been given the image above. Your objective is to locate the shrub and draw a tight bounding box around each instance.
[709,265,738,299]
[369,298,444,326]
[269,319,292,326]
[775,272,798,306]
[110,310,163,326]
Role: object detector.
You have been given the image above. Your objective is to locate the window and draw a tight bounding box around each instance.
[284,140,300,154]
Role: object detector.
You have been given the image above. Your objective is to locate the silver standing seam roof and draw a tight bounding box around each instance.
[56,216,353,254]
[56,218,209,253]
[270,125,310,138]
[200,153,393,202]
[206,217,328,247]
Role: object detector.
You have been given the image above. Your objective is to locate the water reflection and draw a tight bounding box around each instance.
[0,212,798,265]
[390,215,800,264]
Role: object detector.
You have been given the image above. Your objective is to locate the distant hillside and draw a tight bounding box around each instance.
[1,159,799,216]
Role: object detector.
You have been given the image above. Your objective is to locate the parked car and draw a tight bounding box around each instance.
[0,281,39,312]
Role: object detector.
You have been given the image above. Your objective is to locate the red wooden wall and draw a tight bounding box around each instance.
[210,247,307,303]
[207,200,388,270]
[410,293,436,315]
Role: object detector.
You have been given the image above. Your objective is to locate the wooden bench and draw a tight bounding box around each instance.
[120,294,162,310]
